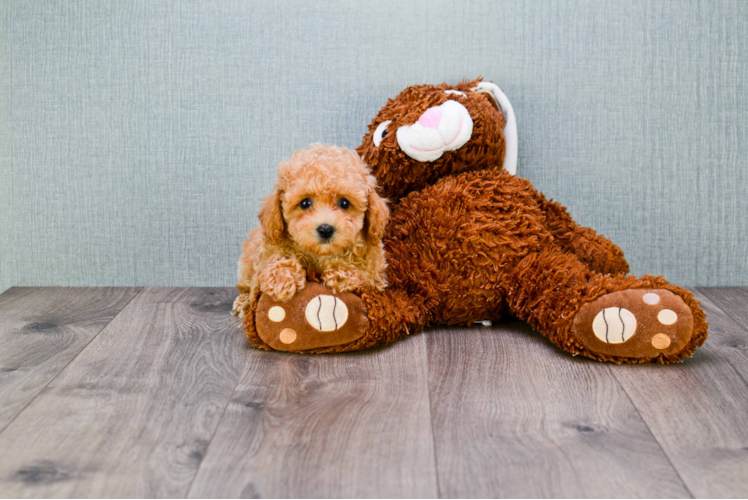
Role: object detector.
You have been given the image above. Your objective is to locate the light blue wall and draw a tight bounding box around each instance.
[2,0,747,291]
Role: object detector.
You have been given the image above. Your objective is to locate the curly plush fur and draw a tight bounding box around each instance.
[232,144,388,317]
[240,79,708,364]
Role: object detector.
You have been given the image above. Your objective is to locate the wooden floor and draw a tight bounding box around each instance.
[0,287,746,498]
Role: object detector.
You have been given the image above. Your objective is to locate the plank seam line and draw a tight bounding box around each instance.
[184,328,251,498]
[0,287,145,437]
[697,287,748,337]
[424,336,443,499]
[607,365,695,499]
[694,288,748,392]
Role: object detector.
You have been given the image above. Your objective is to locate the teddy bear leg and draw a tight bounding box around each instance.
[242,283,429,353]
[535,194,630,276]
[505,247,707,363]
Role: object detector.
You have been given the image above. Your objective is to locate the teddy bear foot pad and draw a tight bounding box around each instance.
[573,288,694,359]
[255,282,368,352]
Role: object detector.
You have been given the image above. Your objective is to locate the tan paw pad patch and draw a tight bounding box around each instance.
[279,328,297,344]
[657,309,677,325]
[305,295,348,331]
[642,293,660,305]
[268,306,286,322]
[592,307,637,344]
[651,333,671,350]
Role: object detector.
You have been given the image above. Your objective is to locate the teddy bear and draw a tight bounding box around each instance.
[242,78,708,364]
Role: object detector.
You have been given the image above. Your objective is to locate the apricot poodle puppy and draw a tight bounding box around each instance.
[231,144,389,318]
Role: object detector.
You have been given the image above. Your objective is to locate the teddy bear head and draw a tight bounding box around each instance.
[356,78,517,201]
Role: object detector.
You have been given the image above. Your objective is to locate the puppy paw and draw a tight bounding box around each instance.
[258,257,306,301]
[322,267,367,294]
[573,288,694,360]
[255,282,368,352]
[231,292,253,318]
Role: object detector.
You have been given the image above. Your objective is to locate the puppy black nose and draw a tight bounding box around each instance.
[317,224,335,240]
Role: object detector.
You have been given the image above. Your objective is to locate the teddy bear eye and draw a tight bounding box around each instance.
[299,198,312,210]
[444,90,467,98]
[338,198,351,210]
[373,120,391,147]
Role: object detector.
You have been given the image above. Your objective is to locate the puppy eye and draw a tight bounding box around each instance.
[373,120,391,147]
[299,198,312,210]
[338,198,351,210]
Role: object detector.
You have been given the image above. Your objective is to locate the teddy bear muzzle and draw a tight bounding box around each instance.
[395,99,474,162]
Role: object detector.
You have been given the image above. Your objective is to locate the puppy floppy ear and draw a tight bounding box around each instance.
[259,187,285,246]
[365,188,389,244]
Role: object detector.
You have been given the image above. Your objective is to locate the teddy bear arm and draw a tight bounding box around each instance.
[536,193,629,275]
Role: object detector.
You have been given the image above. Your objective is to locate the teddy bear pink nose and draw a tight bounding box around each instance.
[417,107,442,129]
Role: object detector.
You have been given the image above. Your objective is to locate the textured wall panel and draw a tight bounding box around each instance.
[1,0,747,291]
[1,2,12,290]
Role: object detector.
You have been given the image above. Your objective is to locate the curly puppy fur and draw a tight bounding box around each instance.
[232,144,389,317]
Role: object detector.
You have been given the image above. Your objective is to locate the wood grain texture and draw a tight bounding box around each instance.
[426,322,690,498]
[0,287,141,433]
[611,289,748,498]
[699,287,748,326]
[1,287,747,498]
[188,334,438,498]
[0,287,249,498]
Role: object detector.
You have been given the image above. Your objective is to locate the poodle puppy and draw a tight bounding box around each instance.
[231,144,389,318]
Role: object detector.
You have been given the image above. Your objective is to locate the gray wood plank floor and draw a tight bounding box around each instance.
[188,336,437,498]
[0,286,746,498]
[0,288,141,433]
[609,289,748,499]
[426,323,690,498]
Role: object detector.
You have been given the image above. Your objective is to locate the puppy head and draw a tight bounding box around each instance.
[261,144,388,256]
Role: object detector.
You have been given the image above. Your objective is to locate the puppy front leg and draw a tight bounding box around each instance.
[258,255,306,301]
[232,293,253,318]
[322,266,367,294]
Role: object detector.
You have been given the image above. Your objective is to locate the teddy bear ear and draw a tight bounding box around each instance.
[472,82,518,176]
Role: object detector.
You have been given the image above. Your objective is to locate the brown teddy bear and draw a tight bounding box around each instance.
[243,78,707,364]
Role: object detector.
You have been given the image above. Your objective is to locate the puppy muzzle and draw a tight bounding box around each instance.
[316,224,335,241]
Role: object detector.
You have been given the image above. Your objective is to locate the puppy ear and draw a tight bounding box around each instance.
[365,189,389,244]
[259,187,285,246]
